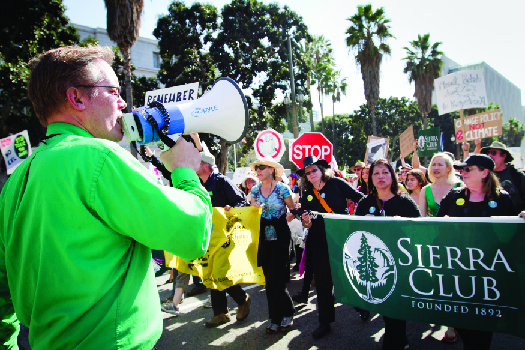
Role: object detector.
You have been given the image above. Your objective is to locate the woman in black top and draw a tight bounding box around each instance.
[298,156,364,339]
[437,154,518,350]
[355,159,420,350]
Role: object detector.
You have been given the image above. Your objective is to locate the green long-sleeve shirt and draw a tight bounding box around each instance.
[0,123,212,349]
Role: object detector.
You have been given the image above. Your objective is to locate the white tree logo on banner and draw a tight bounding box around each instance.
[343,231,397,304]
[418,135,426,152]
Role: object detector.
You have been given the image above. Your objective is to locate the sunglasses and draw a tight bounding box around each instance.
[488,150,499,156]
[462,166,480,173]
[305,168,318,176]
[255,165,268,171]
[400,171,408,174]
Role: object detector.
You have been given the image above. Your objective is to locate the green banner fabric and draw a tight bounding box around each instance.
[324,214,525,339]
[417,127,441,157]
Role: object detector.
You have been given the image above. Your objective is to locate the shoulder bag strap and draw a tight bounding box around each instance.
[313,188,334,213]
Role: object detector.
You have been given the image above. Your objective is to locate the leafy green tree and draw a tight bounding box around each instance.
[403,34,443,130]
[104,0,144,112]
[0,0,79,144]
[346,5,394,136]
[356,233,379,301]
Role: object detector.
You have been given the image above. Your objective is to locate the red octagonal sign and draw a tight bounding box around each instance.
[291,132,333,169]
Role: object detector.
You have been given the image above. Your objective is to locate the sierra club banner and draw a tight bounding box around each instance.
[417,127,440,158]
[165,206,265,291]
[324,214,525,339]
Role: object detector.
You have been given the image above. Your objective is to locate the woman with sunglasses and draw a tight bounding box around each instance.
[419,152,462,217]
[405,169,428,207]
[436,154,519,350]
[249,157,296,334]
[298,156,364,339]
[355,159,421,350]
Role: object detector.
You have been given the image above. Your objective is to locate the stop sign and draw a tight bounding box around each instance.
[290,133,333,169]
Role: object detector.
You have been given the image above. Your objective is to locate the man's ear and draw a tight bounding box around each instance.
[65,87,87,111]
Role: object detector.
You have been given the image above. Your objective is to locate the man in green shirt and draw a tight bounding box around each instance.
[0,46,212,349]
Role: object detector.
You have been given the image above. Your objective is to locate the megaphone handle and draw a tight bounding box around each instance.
[144,114,176,149]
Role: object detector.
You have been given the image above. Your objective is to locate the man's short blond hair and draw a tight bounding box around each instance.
[27,46,115,126]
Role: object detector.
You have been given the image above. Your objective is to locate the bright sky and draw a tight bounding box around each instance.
[63,0,525,119]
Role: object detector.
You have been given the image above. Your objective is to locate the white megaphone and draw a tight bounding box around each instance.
[122,77,249,149]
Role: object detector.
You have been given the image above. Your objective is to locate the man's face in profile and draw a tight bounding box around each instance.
[79,60,127,142]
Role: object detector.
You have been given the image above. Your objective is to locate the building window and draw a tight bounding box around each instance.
[153,52,160,69]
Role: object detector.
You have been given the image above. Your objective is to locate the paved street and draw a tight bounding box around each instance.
[155,269,525,349]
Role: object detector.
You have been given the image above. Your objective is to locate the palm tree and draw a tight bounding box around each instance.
[346,5,394,136]
[403,33,443,130]
[307,35,334,136]
[104,0,144,112]
[328,71,347,153]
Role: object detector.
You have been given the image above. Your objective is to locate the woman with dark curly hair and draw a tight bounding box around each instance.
[405,169,428,206]
[298,156,364,339]
[355,159,421,350]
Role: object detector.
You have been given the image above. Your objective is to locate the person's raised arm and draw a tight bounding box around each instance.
[462,142,470,162]
[474,139,482,154]
[412,141,427,174]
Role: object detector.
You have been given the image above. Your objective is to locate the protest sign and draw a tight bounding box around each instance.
[434,70,488,115]
[254,129,285,161]
[325,214,525,339]
[454,110,503,142]
[165,206,265,291]
[399,125,416,158]
[231,167,251,185]
[0,130,32,175]
[417,127,440,157]
[508,147,523,169]
[144,82,199,106]
[364,136,389,164]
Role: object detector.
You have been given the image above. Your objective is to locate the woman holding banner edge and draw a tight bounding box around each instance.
[298,156,364,339]
[355,159,421,350]
[437,154,519,350]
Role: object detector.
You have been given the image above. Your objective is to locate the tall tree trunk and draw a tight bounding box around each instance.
[423,112,428,130]
[318,88,325,135]
[121,46,134,113]
[332,101,336,155]
[371,108,377,136]
[308,91,314,132]
[217,138,230,175]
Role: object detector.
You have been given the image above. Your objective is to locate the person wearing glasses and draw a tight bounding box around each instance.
[436,154,520,350]
[0,46,212,349]
[249,157,296,334]
[480,141,525,212]
[355,159,420,350]
[298,156,364,339]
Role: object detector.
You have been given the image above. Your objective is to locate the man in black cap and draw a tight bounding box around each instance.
[481,141,525,211]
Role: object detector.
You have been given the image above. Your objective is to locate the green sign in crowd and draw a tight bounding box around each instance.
[324,215,525,339]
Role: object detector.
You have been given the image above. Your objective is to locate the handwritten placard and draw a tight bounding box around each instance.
[434,70,488,115]
[454,109,503,142]
[364,136,389,164]
[399,125,415,158]
[0,130,32,175]
[145,82,199,106]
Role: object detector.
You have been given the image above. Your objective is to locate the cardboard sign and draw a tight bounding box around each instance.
[231,167,251,185]
[434,70,488,115]
[364,136,389,164]
[0,130,32,175]
[454,109,503,142]
[399,125,416,158]
[144,82,199,106]
[417,127,441,157]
